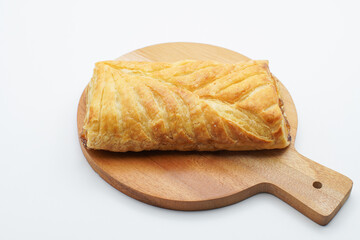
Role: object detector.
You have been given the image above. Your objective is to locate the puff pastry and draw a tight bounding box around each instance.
[82,60,290,152]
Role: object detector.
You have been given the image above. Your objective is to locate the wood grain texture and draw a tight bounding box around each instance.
[77,42,352,225]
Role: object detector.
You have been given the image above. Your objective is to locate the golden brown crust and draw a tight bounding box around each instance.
[83,60,290,152]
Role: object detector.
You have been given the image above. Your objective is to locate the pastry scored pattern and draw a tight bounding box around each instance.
[83,60,290,152]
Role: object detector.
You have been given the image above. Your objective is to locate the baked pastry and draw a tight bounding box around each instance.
[82,60,290,152]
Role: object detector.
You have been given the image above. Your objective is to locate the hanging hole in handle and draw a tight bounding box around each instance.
[313,181,322,189]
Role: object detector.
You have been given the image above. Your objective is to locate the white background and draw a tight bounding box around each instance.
[1,0,359,239]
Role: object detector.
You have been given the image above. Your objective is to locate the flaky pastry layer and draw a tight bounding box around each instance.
[83,60,290,152]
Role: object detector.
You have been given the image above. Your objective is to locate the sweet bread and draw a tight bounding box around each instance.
[82,60,290,152]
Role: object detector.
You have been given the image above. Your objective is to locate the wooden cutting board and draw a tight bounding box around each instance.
[77,42,352,225]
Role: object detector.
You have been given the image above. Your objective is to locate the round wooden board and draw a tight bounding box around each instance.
[77,42,352,225]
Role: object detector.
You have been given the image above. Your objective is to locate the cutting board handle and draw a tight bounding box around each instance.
[266,150,353,225]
